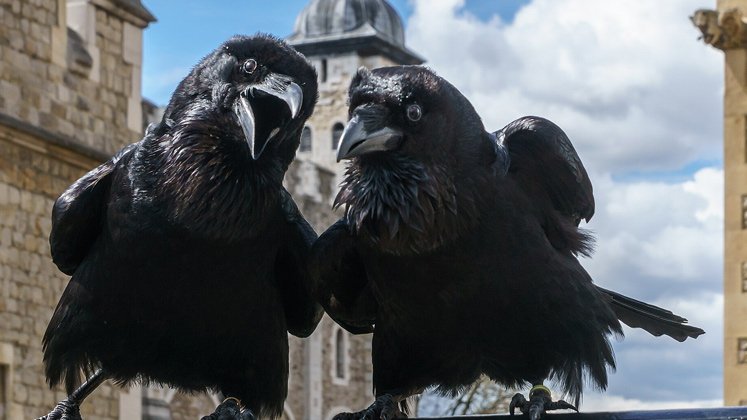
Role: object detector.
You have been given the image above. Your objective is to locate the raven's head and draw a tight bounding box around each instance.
[163,34,318,163]
[337,66,486,164]
[335,66,492,254]
[146,35,317,240]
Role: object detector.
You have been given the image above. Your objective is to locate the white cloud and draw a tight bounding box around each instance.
[684,167,724,222]
[586,168,723,292]
[407,0,722,174]
[581,394,722,412]
[405,0,723,405]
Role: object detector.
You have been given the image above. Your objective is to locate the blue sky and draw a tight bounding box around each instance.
[140,0,725,411]
[141,0,530,105]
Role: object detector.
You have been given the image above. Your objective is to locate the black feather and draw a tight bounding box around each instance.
[312,65,704,416]
[43,34,321,419]
[600,287,704,342]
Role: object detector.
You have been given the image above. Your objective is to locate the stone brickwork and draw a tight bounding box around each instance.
[0,126,120,420]
[0,0,153,419]
[719,1,747,405]
[286,335,309,420]
[0,0,145,157]
[694,0,747,406]
[319,317,373,420]
[284,160,375,420]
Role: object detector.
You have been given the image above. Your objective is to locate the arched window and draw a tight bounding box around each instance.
[331,122,344,150]
[335,329,346,379]
[300,126,312,152]
[320,59,328,83]
[0,363,7,420]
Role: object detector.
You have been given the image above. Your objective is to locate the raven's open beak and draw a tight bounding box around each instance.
[234,73,303,160]
[336,105,403,161]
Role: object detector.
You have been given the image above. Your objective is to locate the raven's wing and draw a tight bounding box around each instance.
[494,116,703,341]
[309,220,376,335]
[494,116,594,226]
[276,189,324,338]
[50,143,137,275]
[494,116,594,258]
[599,287,704,341]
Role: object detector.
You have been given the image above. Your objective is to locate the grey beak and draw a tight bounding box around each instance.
[234,93,257,158]
[234,73,303,160]
[336,110,403,161]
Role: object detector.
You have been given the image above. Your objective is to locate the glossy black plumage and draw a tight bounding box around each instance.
[311,66,703,418]
[43,34,321,419]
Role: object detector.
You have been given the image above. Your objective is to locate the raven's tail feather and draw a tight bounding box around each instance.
[42,282,101,394]
[43,311,96,394]
[598,286,705,342]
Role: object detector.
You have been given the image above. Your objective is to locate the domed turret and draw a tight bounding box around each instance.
[288,0,422,65]
[286,0,423,177]
[292,0,405,46]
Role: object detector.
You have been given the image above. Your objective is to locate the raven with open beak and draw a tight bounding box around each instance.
[40,34,321,420]
[234,70,304,159]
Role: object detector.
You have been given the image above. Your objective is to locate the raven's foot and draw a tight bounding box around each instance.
[509,385,576,420]
[36,399,82,420]
[36,370,109,420]
[201,398,255,420]
[332,394,407,420]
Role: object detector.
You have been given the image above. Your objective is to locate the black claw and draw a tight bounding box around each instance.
[38,370,108,420]
[509,388,577,419]
[546,399,578,412]
[201,398,254,420]
[332,394,404,420]
[37,400,82,420]
[509,393,527,416]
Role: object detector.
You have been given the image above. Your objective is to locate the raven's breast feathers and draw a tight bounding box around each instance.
[132,115,282,242]
[335,154,477,255]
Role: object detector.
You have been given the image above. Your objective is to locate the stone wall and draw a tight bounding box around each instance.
[285,159,376,420]
[695,0,747,406]
[0,0,152,419]
[319,318,373,419]
[0,125,120,420]
[286,335,308,420]
[0,0,143,157]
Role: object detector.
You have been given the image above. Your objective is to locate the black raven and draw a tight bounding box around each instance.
[40,34,321,420]
[310,66,704,420]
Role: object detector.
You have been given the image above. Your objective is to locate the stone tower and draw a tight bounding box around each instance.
[282,1,424,419]
[287,0,423,178]
[693,0,747,406]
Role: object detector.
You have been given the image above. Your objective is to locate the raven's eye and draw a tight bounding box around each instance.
[242,59,258,75]
[406,104,422,122]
